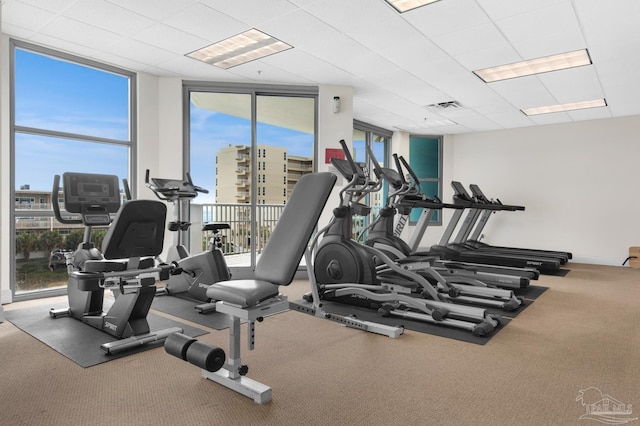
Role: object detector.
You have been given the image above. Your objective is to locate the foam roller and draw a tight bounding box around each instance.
[185,341,226,372]
[165,332,197,361]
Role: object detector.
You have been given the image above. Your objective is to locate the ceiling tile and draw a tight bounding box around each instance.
[64,0,156,37]
[489,77,556,109]
[157,55,232,80]
[528,112,572,126]
[102,38,176,67]
[403,0,490,38]
[198,0,299,26]
[454,44,521,73]
[363,69,449,106]
[107,0,196,22]
[2,1,56,31]
[14,0,77,14]
[567,106,611,122]
[477,0,572,20]
[432,22,506,58]
[131,23,210,55]
[40,16,122,50]
[260,48,353,84]
[537,66,604,104]
[495,2,584,58]
[484,110,533,129]
[163,2,245,42]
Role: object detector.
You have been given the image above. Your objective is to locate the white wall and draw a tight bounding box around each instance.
[429,116,640,266]
[0,31,11,306]
[317,85,354,230]
[0,7,7,314]
[137,76,183,262]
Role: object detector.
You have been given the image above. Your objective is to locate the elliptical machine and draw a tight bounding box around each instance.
[307,140,500,336]
[50,172,181,354]
[145,170,230,312]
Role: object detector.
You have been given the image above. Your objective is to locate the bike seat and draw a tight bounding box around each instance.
[202,222,230,233]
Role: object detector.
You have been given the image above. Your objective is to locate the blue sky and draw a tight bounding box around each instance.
[189,102,315,203]
[14,47,318,204]
[14,48,130,191]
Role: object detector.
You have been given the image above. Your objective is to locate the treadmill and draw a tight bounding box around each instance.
[430,182,562,274]
[465,184,572,262]
[390,155,539,285]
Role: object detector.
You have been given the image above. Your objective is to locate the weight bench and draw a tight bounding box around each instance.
[165,172,337,404]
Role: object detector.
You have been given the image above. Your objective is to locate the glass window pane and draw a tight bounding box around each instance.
[14,133,129,191]
[190,92,252,267]
[352,129,366,163]
[409,136,439,179]
[189,91,316,271]
[12,43,133,299]
[14,48,130,141]
[14,134,128,295]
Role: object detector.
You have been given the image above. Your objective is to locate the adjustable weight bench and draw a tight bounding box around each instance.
[165,172,337,404]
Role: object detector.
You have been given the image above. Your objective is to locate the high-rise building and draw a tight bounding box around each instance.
[215,144,313,204]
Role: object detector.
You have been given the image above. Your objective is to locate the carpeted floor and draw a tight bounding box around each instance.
[0,263,639,425]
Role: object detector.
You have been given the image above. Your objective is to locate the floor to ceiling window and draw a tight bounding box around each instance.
[11,40,135,299]
[185,82,317,277]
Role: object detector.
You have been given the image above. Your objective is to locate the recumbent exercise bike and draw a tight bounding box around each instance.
[49,172,183,354]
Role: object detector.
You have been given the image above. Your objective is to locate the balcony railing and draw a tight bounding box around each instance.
[15,202,53,210]
[199,203,286,256]
[196,203,381,256]
[14,203,382,269]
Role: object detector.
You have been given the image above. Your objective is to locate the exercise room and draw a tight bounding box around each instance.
[1,1,639,425]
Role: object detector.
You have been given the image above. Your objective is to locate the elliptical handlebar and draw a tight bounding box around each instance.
[333,140,381,197]
[338,139,359,178]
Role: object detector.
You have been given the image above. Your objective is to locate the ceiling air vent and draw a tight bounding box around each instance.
[426,101,463,110]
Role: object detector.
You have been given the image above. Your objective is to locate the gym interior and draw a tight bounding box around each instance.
[1,1,639,425]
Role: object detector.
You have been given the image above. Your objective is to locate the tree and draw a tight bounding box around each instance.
[39,230,64,256]
[15,232,40,261]
[65,229,84,250]
[92,229,107,251]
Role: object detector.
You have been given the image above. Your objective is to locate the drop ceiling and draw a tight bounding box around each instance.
[2,0,639,134]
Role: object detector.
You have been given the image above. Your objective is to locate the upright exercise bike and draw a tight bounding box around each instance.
[145,170,230,312]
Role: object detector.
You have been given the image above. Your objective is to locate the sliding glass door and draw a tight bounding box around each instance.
[186,83,317,277]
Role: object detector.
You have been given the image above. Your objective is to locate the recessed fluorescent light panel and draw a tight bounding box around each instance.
[187,29,292,69]
[474,49,591,83]
[522,99,607,116]
[385,0,441,13]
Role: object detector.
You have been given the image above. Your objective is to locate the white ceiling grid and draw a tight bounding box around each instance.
[1,0,638,134]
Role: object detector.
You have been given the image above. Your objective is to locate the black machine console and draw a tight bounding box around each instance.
[54,172,122,226]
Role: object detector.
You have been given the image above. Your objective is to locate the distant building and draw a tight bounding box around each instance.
[15,188,59,231]
[215,144,313,205]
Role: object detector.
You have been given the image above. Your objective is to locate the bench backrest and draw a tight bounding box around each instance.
[254,172,336,286]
